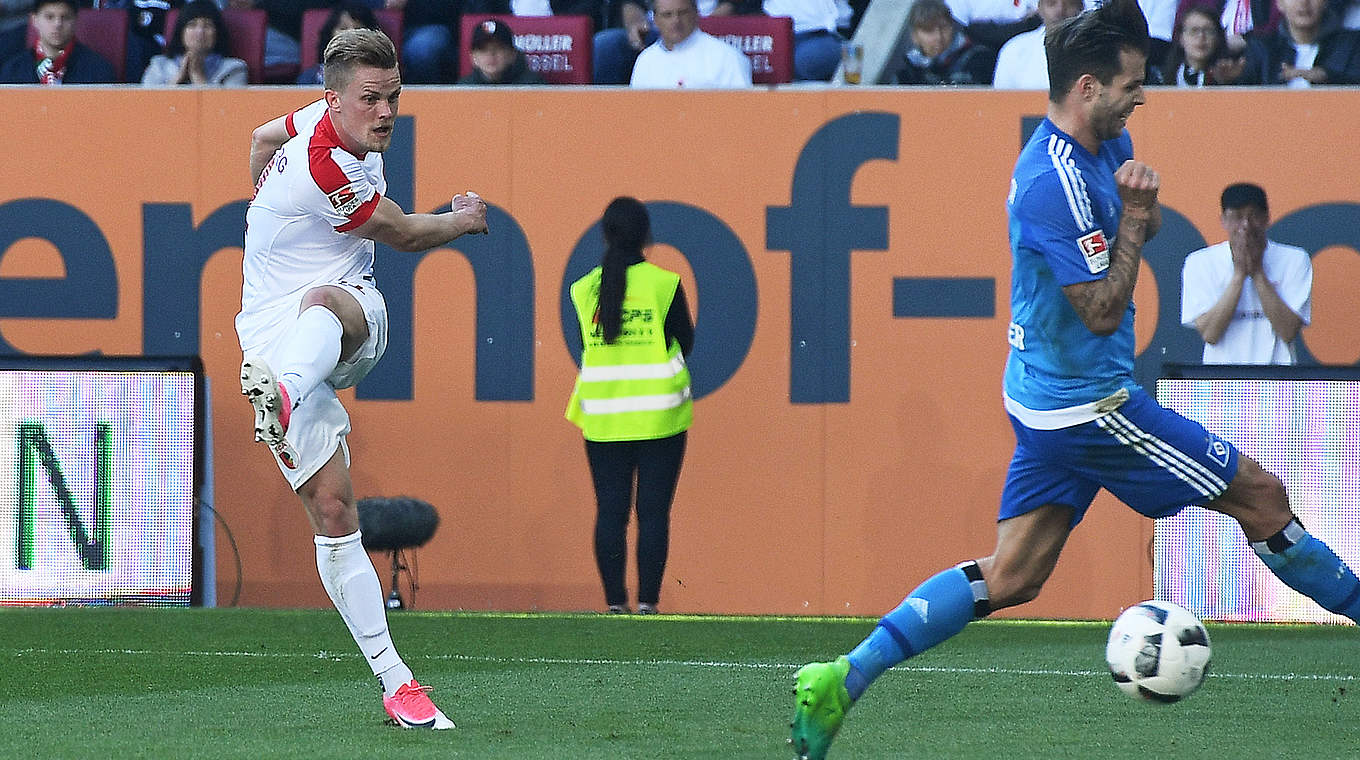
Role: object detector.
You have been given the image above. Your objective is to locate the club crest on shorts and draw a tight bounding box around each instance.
[1206,437,1230,468]
[274,442,298,470]
[1077,230,1110,273]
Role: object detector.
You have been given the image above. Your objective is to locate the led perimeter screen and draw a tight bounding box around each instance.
[0,356,201,606]
[1156,366,1360,624]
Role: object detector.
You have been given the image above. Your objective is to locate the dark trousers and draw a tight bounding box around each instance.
[584,432,687,607]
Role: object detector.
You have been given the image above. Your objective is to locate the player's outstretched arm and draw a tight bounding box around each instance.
[1062,160,1159,336]
[250,114,292,185]
[353,193,489,252]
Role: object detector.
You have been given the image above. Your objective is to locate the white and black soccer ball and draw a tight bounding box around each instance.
[1106,600,1211,703]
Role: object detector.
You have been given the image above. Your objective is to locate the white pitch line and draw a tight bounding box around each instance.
[7,647,1354,683]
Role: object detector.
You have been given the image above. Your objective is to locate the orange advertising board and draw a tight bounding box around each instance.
[2,87,1358,617]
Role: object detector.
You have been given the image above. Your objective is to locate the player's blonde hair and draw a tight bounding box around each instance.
[323,28,398,91]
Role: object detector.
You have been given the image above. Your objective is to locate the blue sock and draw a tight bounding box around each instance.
[1252,519,1360,622]
[845,562,988,700]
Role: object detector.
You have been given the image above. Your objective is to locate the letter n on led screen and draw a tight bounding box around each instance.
[0,357,200,606]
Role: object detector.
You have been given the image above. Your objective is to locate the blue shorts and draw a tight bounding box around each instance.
[999,388,1238,526]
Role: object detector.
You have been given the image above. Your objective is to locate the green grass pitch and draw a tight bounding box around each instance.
[2,608,1354,759]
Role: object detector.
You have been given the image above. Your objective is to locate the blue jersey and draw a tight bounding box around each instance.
[1003,118,1137,414]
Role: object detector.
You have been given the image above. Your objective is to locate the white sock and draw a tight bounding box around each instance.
[276,306,343,407]
[314,531,413,696]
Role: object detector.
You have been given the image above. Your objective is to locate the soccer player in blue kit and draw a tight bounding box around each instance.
[789,0,1360,757]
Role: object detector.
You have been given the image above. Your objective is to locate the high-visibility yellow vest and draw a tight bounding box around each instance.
[565,262,693,442]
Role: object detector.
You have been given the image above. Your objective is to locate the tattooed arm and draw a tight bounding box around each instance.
[1062,160,1160,336]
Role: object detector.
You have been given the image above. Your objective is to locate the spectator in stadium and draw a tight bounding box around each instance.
[456,18,546,84]
[463,0,606,81]
[993,0,1083,88]
[593,0,751,85]
[630,0,752,87]
[604,0,845,81]
[141,0,248,86]
[791,3,1360,758]
[565,196,693,616]
[0,0,116,83]
[296,0,379,85]
[895,0,996,85]
[1154,3,1246,84]
[1176,0,1280,51]
[1181,183,1312,364]
[1237,0,1360,84]
[240,28,487,730]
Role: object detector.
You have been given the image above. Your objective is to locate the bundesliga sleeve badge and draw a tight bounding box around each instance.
[1077,230,1110,274]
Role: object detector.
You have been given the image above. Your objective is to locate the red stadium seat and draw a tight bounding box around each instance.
[299,8,405,73]
[222,9,269,84]
[459,14,593,85]
[28,8,127,82]
[165,7,268,84]
[698,15,794,85]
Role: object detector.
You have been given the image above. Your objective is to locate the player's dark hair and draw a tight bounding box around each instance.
[597,197,651,345]
[1045,0,1150,102]
[166,0,232,58]
[323,28,398,91]
[1221,183,1268,213]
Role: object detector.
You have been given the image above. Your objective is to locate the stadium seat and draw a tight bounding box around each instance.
[459,14,593,85]
[165,7,268,84]
[299,8,405,74]
[27,7,127,82]
[698,15,794,85]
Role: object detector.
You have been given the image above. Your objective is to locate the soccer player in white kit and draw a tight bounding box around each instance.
[235,28,488,729]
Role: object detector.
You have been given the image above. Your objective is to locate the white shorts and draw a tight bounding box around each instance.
[241,279,389,490]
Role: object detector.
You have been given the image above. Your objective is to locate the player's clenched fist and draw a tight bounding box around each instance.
[452,191,490,235]
[1114,160,1159,211]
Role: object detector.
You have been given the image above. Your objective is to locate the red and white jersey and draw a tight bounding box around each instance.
[236,99,385,351]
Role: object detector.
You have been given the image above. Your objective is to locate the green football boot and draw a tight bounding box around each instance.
[789,656,853,759]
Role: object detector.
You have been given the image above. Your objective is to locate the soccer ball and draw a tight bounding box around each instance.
[1105,600,1211,703]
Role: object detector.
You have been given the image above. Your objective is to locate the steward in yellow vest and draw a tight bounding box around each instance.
[564,196,694,615]
[566,260,693,441]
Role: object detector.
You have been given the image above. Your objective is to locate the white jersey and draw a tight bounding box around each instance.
[236,99,386,352]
